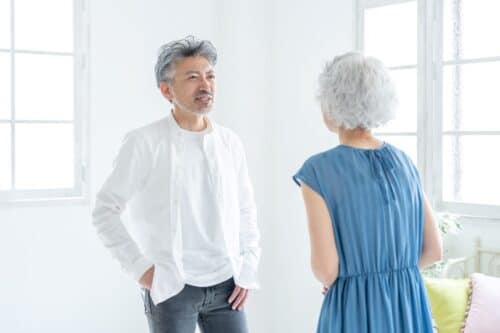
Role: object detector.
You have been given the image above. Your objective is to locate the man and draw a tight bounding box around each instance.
[92,36,260,333]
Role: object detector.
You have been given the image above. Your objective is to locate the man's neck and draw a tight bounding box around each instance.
[171,108,207,132]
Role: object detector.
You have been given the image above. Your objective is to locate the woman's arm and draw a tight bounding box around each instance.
[300,182,339,287]
[419,192,443,269]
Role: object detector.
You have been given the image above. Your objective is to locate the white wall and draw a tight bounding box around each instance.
[264,1,355,332]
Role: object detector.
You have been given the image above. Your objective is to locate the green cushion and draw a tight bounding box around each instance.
[424,278,470,333]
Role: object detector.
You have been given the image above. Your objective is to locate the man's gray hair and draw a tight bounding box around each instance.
[154,36,217,87]
[318,52,398,129]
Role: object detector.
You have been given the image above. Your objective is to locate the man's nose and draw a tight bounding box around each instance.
[200,77,211,89]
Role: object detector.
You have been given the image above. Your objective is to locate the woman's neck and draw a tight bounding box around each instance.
[338,127,383,148]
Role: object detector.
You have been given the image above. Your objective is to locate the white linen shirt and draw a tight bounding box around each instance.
[92,114,260,305]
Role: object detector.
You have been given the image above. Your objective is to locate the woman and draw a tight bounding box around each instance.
[293,52,442,332]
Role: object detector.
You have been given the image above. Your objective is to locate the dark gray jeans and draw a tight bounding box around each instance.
[142,278,249,333]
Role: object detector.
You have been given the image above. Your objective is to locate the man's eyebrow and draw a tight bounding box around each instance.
[182,69,215,76]
[183,70,201,75]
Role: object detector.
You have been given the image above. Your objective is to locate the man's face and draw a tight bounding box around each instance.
[161,56,216,114]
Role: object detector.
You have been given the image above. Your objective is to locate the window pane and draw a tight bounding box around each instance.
[377,68,417,133]
[0,0,10,49]
[378,135,417,165]
[15,0,73,52]
[15,123,74,189]
[364,1,417,67]
[443,62,500,131]
[443,0,500,61]
[0,123,11,190]
[0,53,11,119]
[15,53,74,120]
[443,135,500,205]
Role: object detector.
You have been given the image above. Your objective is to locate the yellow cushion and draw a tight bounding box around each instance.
[424,278,470,333]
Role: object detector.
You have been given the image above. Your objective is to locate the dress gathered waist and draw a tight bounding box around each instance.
[338,265,419,279]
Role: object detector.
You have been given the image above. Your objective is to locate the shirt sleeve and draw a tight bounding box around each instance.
[232,134,261,290]
[91,132,153,282]
[293,159,323,198]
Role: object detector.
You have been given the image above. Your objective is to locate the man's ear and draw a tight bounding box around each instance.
[159,81,173,103]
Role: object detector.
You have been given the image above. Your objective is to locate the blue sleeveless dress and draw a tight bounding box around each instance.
[293,142,433,333]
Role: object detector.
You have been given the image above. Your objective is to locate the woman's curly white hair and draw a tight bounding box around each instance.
[318,52,398,129]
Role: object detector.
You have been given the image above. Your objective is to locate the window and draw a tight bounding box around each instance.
[357,0,500,218]
[362,1,418,164]
[0,0,88,203]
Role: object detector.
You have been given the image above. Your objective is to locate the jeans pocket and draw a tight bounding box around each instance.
[215,277,236,297]
[141,288,153,314]
[223,277,236,289]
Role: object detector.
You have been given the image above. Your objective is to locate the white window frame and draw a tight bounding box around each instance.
[0,0,89,205]
[356,0,500,219]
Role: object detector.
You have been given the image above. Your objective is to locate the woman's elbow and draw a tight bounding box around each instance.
[323,270,338,287]
[420,246,443,268]
[431,240,444,262]
[432,246,444,263]
[313,263,338,287]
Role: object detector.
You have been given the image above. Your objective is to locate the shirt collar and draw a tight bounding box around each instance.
[167,110,216,136]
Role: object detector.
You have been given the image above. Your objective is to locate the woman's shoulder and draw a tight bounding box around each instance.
[301,147,346,169]
[383,143,417,167]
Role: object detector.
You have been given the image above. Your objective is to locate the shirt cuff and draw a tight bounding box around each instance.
[234,261,260,290]
[129,256,154,282]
